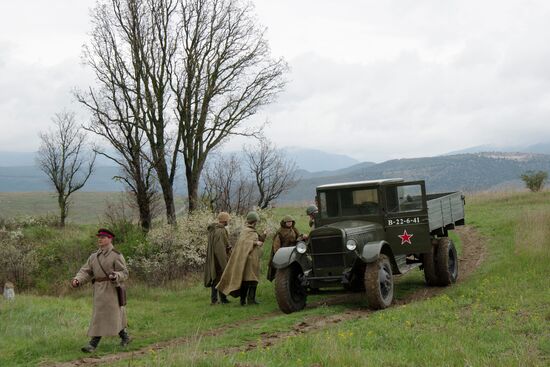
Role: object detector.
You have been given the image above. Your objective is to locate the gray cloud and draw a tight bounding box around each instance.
[3,0,550,164]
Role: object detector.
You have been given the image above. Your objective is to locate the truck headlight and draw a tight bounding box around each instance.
[296,241,307,254]
[346,239,357,251]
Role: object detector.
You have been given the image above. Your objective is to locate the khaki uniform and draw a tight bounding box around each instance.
[267,222,300,281]
[204,223,230,287]
[217,224,263,297]
[75,244,129,337]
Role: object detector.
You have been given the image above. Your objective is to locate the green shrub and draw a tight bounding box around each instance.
[520,170,548,192]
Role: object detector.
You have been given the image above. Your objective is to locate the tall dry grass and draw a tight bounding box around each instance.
[514,208,550,258]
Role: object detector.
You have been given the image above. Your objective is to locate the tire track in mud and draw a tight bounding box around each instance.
[47,226,486,366]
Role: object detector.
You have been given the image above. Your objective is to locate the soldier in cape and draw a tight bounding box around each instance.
[216,211,266,305]
[71,228,130,353]
[266,215,302,281]
[204,212,231,305]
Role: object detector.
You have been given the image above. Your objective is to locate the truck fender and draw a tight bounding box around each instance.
[361,240,392,263]
[272,246,311,270]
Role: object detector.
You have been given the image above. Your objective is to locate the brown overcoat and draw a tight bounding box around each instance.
[204,223,230,287]
[267,224,300,281]
[216,224,262,297]
[74,244,129,337]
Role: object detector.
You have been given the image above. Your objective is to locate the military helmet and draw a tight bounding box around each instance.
[282,215,295,223]
[217,212,230,222]
[246,211,260,223]
[306,205,318,216]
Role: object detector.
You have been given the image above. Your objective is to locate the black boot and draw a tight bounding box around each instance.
[119,329,131,347]
[210,285,218,305]
[247,283,260,305]
[240,283,249,306]
[219,292,230,304]
[81,336,101,353]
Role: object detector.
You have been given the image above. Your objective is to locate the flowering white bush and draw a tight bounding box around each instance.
[128,209,277,284]
[0,229,38,288]
[0,214,59,230]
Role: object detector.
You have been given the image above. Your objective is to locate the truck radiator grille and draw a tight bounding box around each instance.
[310,235,344,268]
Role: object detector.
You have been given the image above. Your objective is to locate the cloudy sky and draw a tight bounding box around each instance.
[1,0,550,162]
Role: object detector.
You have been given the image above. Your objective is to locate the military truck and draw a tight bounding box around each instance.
[273,178,465,314]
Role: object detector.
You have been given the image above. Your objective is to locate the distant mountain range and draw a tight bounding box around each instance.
[445,142,550,156]
[0,147,360,193]
[281,152,550,202]
[2,150,550,201]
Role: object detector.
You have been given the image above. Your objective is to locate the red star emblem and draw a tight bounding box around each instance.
[398,229,414,245]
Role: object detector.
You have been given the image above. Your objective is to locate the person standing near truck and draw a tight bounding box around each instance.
[306,205,318,229]
[267,215,302,281]
[71,228,130,353]
[217,211,266,305]
[204,212,231,305]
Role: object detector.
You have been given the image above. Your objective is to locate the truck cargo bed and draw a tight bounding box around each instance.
[426,192,465,233]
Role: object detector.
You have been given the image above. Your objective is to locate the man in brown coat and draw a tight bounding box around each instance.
[204,212,231,304]
[217,211,266,305]
[267,215,302,281]
[71,228,130,353]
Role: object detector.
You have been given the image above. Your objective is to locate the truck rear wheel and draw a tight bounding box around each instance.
[435,238,458,285]
[422,239,439,286]
[364,254,393,309]
[275,264,307,314]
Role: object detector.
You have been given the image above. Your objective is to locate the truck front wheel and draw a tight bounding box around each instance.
[275,264,307,314]
[435,238,458,285]
[364,254,394,309]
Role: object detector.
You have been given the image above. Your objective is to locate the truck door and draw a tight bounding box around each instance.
[383,182,431,255]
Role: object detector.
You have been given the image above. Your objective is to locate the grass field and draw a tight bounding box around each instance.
[0,192,549,366]
[0,192,187,224]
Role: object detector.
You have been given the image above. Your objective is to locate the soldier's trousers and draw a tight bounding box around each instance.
[240,281,259,305]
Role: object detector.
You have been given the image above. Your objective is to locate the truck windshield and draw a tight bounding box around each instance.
[319,188,379,217]
[386,184,423,213]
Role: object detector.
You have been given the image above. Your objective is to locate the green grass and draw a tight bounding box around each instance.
[1,194,549,366]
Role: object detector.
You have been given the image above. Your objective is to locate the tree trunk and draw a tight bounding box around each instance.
[161,184,176,225]
[186,166,201,213]
[135,189,152,232]
[58,195,67,227]
[155,160,177,225]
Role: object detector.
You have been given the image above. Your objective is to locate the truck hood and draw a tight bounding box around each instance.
[312,220,382,237]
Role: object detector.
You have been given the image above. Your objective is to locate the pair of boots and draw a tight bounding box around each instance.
[81,329,131,353]
[240,281,259,306]
[211,285,230,305]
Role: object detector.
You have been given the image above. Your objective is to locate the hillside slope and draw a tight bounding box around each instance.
[282,152,550,201]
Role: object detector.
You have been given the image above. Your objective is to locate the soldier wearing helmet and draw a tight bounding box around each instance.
[267,215,303,282]
[204,212,232,305]
[217,211,267,305]
[306,205,318,229]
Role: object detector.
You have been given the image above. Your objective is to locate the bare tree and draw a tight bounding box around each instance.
[37,111,96,226]
[79,0,286,219]
[173,0,288,212]
[79,97,158,231]
[244,139,298,209]
[78,0,180,225]
[202,153,255,214]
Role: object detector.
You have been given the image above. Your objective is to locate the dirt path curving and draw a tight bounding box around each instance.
[46,226,487,367]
